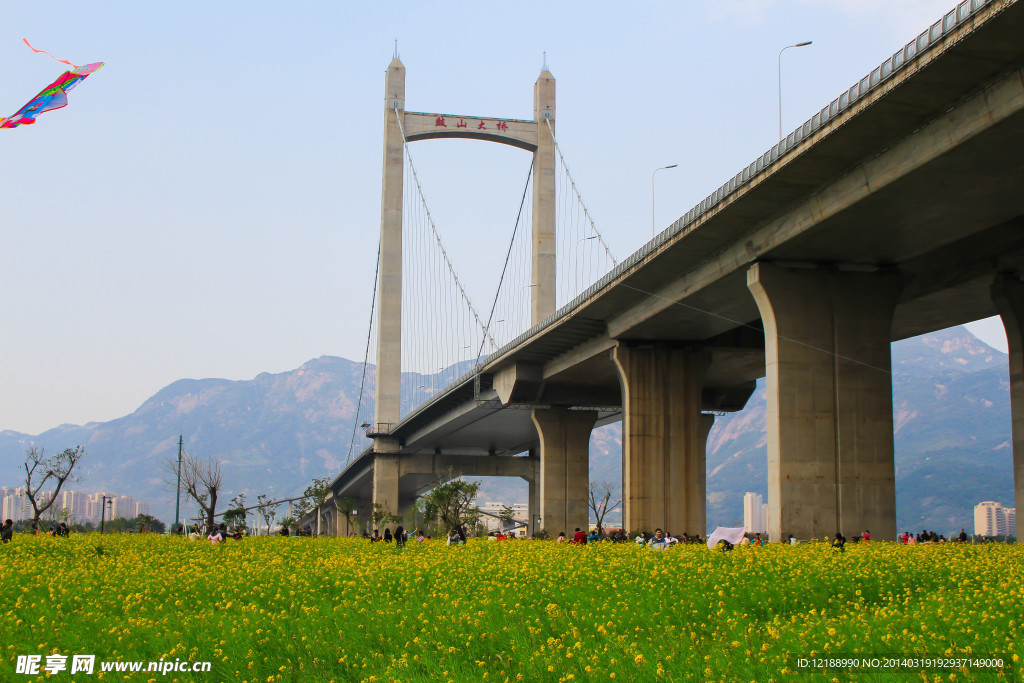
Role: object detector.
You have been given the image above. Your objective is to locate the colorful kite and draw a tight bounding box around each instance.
[0,39,103,129]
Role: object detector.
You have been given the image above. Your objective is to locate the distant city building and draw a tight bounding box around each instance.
[974,501,1016,537]
[476,499,528,537]
[0,486,152,524]
[741,493,766,534]
[743,492,768,535]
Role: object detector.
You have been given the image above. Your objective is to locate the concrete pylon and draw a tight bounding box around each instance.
[531,408,595,536]
[747,262,901,542]
[375,56,405,441]
[372,58,405,513]
[532,69,556,325]
[612,345,712,535]
[990,274,1024,538]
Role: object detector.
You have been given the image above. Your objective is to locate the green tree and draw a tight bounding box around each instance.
[135,514,165,533]
[421,468,481,533]
[302,476,332,535]
[498,505,516,531]
[255,494,280,536]
[222,493,248,531]
[336,497,358,535]
[370,503,402,531]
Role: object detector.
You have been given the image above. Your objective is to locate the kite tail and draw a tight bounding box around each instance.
[22,38,80,70]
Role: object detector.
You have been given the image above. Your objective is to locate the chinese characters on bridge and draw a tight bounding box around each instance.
[434,117,509,132]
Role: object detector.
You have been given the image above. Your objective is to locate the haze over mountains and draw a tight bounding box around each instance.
[0,326,1014,534]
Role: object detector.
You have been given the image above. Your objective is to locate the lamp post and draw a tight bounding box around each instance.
[651,165,678,238]
[99,495,112,534]
[173,435,183,534]
[778,41,812,140]
[518,283,537,329]
[575,235,597,292]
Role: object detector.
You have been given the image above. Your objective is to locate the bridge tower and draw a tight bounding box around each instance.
[372,56,558,520]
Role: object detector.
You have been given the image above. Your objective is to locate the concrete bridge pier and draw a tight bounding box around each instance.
[747,262,902,542]
[612,345,712,536]
[525,453,540,538]
[990,274,1024,530]
[531,408,596,536]
[372,452,402,523]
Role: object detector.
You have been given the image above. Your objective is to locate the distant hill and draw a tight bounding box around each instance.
[0,327,1014,535]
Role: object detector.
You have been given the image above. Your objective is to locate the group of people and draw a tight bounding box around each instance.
[631,529,706,546]
[549,527,707,547]
[182,523,246,544]
[0,519,70,542]
[363,526,413,547]
[900,529,956,544]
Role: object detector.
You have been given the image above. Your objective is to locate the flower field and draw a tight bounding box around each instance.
[1,535,1021,682]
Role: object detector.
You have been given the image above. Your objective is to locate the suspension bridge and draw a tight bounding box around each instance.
[309,0,1024,541]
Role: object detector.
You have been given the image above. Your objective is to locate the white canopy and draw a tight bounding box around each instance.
[707,526,747,549]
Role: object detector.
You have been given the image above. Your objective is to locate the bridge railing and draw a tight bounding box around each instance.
[474,0,999,372]
[675,0,994,248]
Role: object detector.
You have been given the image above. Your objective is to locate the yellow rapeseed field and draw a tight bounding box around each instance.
[1,535,1020,682]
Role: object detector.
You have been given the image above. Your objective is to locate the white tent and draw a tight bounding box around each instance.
[706,526,747,549]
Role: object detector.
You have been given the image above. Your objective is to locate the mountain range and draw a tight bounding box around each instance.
[0,326,1014,534]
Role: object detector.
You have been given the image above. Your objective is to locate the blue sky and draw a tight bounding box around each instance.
[0,0,1004,433]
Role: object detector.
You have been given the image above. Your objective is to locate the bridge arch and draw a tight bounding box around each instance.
[401,113,540,152]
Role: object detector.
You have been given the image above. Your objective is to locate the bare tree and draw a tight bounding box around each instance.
[588,480,621,537]
[23,446,86,526]
[164,451,223,531]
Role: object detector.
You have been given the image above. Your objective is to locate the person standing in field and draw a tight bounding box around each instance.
[958,528,968,543]
[394,525,406,548]
[648,529,669,549]
[1,519,13,543]
[446,528,461,546]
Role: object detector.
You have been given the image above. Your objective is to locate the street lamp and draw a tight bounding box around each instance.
[173,435,183,534]
[575,236,597,292]
[651,165,678,238]
[99,495,113,534]
[778,41,812,140]
[518,283,537,327]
